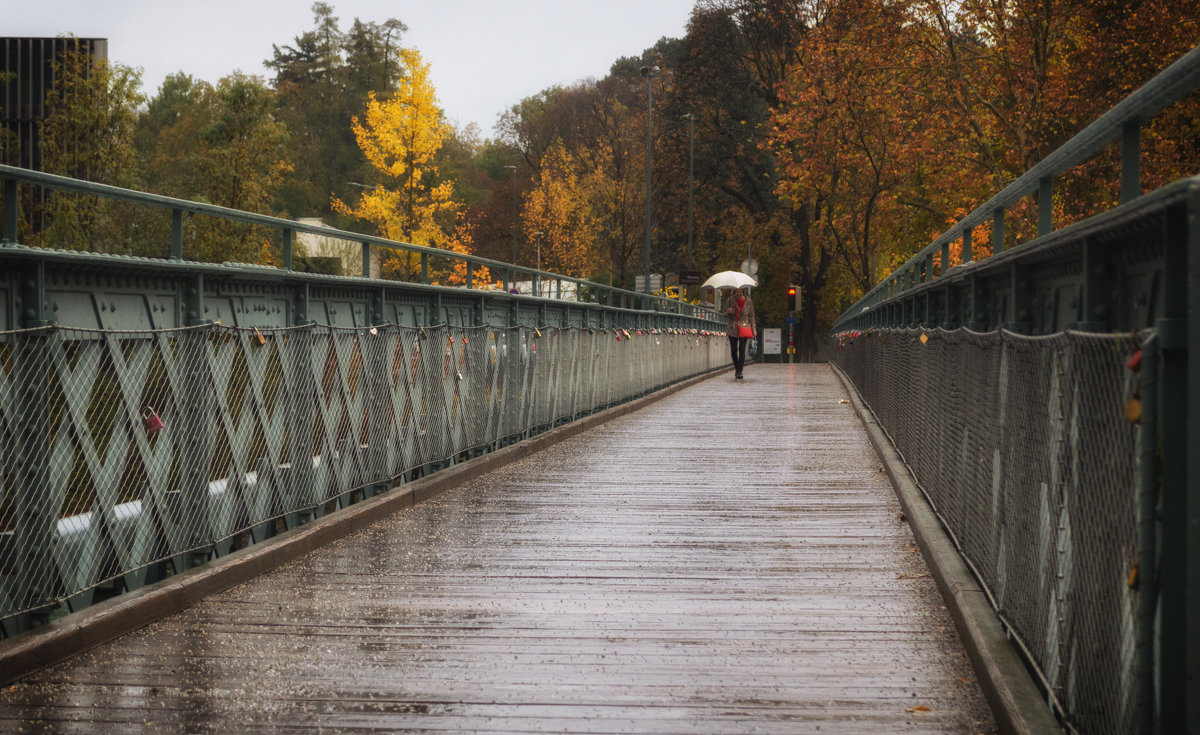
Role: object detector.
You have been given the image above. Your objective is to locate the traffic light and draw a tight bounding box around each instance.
[787,285,797,312]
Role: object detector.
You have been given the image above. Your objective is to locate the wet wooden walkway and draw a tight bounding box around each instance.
[0,364,996,733]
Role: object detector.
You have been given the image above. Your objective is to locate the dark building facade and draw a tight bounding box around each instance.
[1,37,108,172]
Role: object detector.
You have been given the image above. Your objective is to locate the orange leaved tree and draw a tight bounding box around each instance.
[333,47,488,285]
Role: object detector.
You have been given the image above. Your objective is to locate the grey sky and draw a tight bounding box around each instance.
[8,0,698,135]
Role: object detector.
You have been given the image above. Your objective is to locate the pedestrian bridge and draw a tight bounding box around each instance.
[0,365,1003,733]
[1,43,1199,735]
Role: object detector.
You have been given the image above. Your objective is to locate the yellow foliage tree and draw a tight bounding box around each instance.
[333,47,488,285]
[522,141,597,278]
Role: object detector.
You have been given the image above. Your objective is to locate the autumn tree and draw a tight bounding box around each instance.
[910,0,1099,245]
[1055,0,1200,222]
[891,0,1200,252]
[772,0,958,296]
[497,86,567,179]
[266,2,406,220]
[135,73,292,263]
[334,47,489,286]
[464,138,529,265]
[521,140,597,277]
[191,74,293,263]
[566,79,646,288]
[137,73,204,198]
[35,42,144,253]
[674,0,828,356]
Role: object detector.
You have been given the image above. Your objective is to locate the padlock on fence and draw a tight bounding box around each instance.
[142,406,165,433]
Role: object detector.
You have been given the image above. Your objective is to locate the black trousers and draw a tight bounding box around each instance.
[728,336,748,374]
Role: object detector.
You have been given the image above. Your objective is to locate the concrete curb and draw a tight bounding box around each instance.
[0,368,728,685]
[830,363,1064,735]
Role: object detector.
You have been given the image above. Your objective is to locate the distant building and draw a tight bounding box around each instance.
[2,37,108,234]
[296,218,382,278]
[1,37,108,172]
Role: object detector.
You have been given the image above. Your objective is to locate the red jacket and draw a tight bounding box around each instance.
[722,293,756,338]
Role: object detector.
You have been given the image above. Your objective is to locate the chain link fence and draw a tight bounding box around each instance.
[832,326,1148,735]
[0,322,727,634]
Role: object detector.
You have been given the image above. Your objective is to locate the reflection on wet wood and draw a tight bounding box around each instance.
[0,364,996,733]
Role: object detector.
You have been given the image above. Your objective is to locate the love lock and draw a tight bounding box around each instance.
[142,406,165,433]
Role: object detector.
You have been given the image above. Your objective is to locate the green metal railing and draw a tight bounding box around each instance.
[832,43,1200,334]
[0,162,731,639]
[830,43,1199,735]
[0,320,727,639]
[1,163,714,320]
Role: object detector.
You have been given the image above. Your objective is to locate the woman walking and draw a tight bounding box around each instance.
[722,287,756,379]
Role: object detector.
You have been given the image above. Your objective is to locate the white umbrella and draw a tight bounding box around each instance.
[701,270,757,290]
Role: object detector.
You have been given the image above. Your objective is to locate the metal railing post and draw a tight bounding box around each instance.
[2,178,17,243]
[171,209,184,261]
[1121,120,1142,204]
[1038,177,1054,237]
[1156,194,1198,731]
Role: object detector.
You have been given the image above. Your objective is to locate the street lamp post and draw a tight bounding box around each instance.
[641,65,661,296]
[502,165,518,264]
[682,112,695,270]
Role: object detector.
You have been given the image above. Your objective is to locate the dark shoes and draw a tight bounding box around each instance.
[735,372,743,379]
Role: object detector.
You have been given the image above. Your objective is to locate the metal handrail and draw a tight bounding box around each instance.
[0,163,718,321]
[833,43,1200,332]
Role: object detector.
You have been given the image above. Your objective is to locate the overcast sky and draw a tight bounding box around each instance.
[8,0,698,135]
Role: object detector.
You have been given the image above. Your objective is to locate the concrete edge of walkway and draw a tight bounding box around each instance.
[0,368,729,686]
[829,363,1064,735]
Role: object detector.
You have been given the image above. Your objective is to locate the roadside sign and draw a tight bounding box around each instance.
[762,328,782,354]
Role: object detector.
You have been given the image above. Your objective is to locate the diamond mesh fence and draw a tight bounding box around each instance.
[0,322,726,633]
[832,327,1147,735]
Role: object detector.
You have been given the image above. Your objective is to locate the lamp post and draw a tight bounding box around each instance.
[502,165,518,264]
[682,112,695,270]
[641,65,661,295]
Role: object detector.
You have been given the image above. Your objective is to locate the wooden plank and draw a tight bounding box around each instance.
[0,365,997,733]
